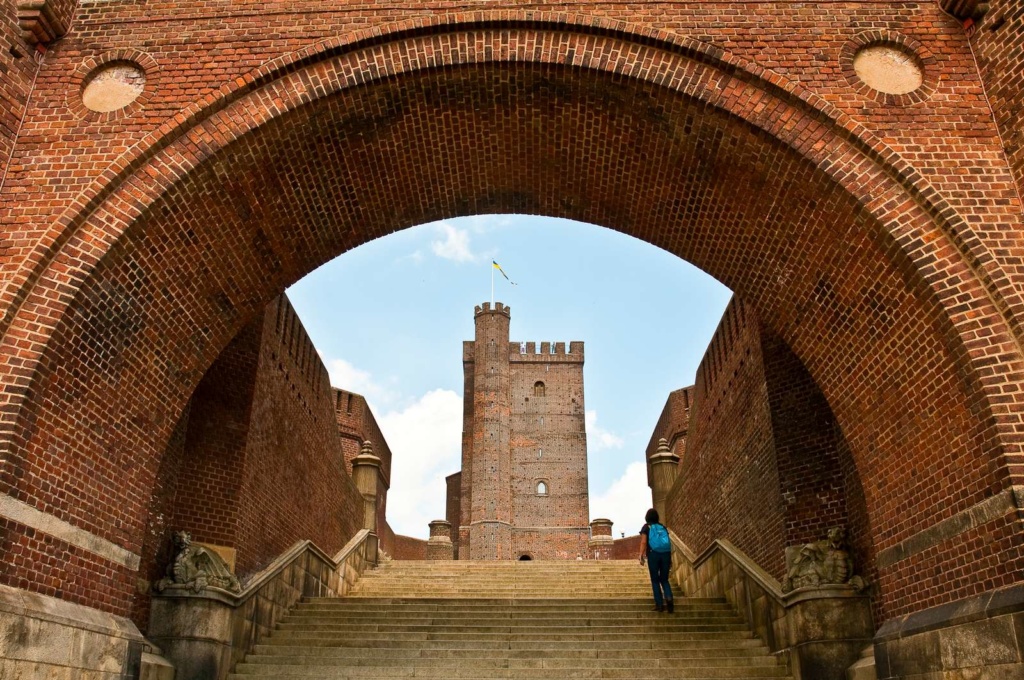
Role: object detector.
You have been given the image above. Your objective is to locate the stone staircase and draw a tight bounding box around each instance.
[229,560,791,679]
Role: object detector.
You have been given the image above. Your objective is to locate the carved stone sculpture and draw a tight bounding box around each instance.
[154,531,241,594]
[782,527,866,593]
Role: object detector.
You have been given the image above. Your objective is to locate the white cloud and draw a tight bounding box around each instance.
[590,462,651,539]
[326,358,396,406]
[586,410,625,450]
[378,389,463,539]
[431,222,479,263]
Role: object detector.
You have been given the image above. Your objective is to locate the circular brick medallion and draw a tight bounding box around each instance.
[69,50,159,121]
[853,44,922,95]
[840,31,935,106]
[82,62,146,112]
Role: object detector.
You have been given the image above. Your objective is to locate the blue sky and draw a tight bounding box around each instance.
[287,214,732,540]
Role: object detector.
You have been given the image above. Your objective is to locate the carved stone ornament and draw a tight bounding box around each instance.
[154,531,242,594]
[782,527,867,594]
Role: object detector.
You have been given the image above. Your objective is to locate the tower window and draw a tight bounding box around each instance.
[534,381,545,397]
[536,481,548,495]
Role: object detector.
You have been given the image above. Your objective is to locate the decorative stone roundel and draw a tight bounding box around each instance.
[69,50,158,121]
[840,31,935,106]
[82,61,145,112]
[853,44,923,95]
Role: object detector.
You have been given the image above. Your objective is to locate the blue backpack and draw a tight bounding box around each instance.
[648,523,671,553]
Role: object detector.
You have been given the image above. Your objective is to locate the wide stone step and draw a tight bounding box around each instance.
[229,664,790,678]
[244,652,781,667]
[251,644,775,659]
[282,612,741,623]
[230,561,789,680]
[258,637,764,650]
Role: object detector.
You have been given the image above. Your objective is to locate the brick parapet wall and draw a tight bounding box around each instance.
[334,389,392,488]
[234,296,362,575]
[667,298,787,578]
[127,296,364,630]
[663,299,874,610]
[611,534,643,560]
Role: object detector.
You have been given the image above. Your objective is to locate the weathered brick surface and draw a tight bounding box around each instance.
[971,0,1024,202]
[457,304,589,560]
[662,299,869,595]
[0,1,1020,631]
[334,389,392,553]
[129,295,364,630]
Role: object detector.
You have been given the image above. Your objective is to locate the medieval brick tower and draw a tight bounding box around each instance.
[454,302,590,560]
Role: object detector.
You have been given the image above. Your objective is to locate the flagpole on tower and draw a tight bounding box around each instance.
[491,263,495,306]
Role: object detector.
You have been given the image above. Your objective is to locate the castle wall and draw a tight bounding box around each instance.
[333,389,393,555]
[133,296,364,629]
[662,299,859,583]
[509,343,589,559]
[235,296,363,573]
[665,299,787,577]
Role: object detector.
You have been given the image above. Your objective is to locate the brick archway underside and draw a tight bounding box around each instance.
[0,22,1022,624]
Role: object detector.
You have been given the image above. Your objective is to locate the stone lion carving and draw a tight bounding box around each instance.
[154,531,241,594]
[782,527,866,593]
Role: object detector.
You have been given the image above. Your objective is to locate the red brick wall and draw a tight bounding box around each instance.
[171,320,261,550]
[234,296,362,574]
[611,535,644,560]
[663,299,863,585]
[128,296,364,630]
[510,341,589,559]
[970,0,1024,201]
[132,404,191,633]
[0,4,1021,629]
[446,472,461,557]
[666,299,786,577]
[0,9,37,202]
[762,330,850,549]
[333,388,392,553]
[389,532,428,561]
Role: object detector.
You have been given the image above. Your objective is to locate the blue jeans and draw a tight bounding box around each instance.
[647,550,673,606]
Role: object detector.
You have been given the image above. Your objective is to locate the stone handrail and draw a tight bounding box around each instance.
[672,529,786,602]
[666,529,873,679]
[149,530,379,680]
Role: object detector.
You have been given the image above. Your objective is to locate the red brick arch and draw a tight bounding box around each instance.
[0,15,1021,623]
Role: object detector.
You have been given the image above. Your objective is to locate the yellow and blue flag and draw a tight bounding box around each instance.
[492,260,517,286]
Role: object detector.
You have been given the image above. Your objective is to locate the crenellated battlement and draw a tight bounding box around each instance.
[508,340,584,362]
[474,301,511,318]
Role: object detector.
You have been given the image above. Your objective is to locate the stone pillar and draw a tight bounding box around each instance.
[351,440,381,563]
[427,520,455,560]
[588,518,614,559]
[648,438,680,520]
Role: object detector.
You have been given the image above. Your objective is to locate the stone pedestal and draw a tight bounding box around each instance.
[351,441,382,535]
[589,518,614,559]
[427,520,455,560]
[647,438,680,520]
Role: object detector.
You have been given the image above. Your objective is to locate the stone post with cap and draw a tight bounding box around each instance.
[648,438,680,521]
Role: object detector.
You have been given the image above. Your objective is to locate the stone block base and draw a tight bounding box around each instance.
[875,583,1024,680]
[0,582,168,680]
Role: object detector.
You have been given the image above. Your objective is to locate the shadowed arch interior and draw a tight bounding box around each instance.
[0,46,1017,624]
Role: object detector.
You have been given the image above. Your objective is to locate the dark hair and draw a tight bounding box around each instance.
[645,508,659,524]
